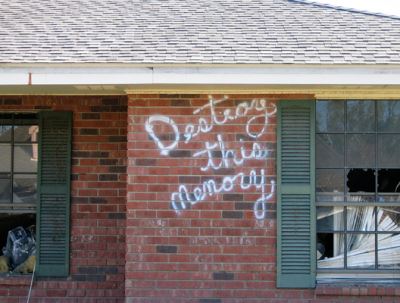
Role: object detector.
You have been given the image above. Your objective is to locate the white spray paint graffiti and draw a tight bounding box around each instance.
[192,134,269,171]
[144,95,276,220]
[145,115,180,156]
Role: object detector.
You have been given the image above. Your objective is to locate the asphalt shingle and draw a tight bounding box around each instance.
[0,0,399,64]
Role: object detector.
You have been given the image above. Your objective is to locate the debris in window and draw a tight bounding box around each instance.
[1,225,35,274]
[318,208,400,269]
[13,255,35,274]
[0,255,8,273]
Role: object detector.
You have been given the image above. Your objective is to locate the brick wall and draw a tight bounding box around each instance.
[0,94,397,302]
[126,94,400,303]
[0,96,127,302]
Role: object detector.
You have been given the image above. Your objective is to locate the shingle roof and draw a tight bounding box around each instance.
[1,0,399,64]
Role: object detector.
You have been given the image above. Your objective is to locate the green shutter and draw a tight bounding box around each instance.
[277,101,316,288]
[37,111,72,277]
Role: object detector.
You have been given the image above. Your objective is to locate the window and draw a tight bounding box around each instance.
[0,114,39,274]
[0,113,39,213]
[0,112,71,277]
[277,100,400,288]
[316,101,400,279]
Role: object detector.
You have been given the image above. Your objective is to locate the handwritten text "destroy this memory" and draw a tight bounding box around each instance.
[145,96,276,220]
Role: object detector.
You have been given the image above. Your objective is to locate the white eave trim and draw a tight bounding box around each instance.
[1,65,400,86]
[153,66,400,85]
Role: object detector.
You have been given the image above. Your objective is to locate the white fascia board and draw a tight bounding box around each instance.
[0,67,154,85]
[33,67,153,85]
[0,70,29,85]
[1,65,400,86]
[152,66,400,85]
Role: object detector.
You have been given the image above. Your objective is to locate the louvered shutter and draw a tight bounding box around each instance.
[277,101,316,288]
[37,111,72,277]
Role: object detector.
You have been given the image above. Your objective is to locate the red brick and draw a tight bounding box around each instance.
[0,96,126,302]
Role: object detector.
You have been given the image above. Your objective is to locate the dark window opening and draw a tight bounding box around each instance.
[346,169,375,193]
[317,233,334,260]
[0,214,35,247]
[378,169,400,192]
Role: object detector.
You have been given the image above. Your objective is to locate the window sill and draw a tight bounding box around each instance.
[316,284,400,296]
[0,274,32,286]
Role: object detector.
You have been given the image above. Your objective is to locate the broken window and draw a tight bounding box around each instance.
[316,100,400,279]
[0,113,38,274]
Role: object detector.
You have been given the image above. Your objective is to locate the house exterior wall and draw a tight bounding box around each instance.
[0,96,127,303]
[0,94,398,302]
[126,94,400,303]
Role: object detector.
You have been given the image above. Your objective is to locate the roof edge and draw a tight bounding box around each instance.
[1,63,400,68]
[288,0,400,20]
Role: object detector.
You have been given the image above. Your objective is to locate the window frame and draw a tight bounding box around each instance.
[316,100,400,279]
[0,113,39,213]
